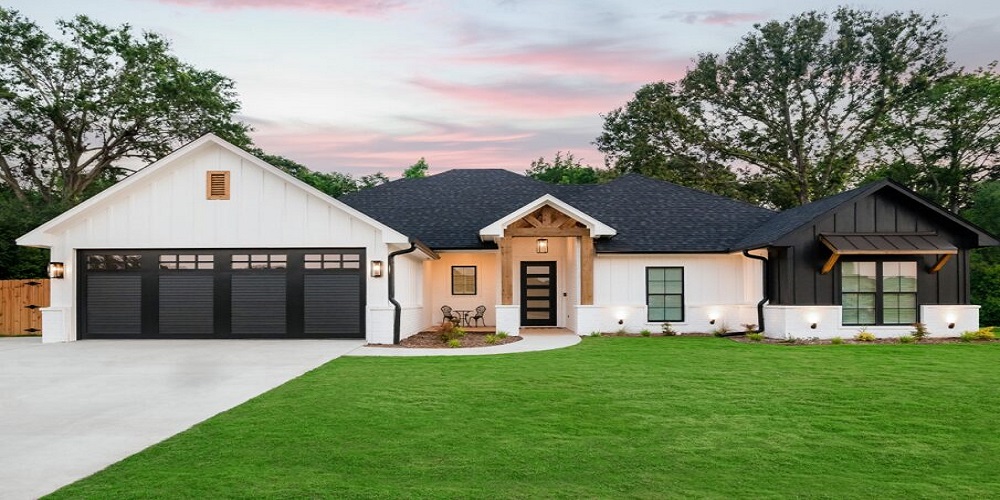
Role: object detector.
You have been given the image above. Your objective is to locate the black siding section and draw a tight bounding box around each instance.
[768,189,977,306]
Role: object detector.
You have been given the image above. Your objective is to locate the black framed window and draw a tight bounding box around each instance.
[159,254,214,270]
[232,254,287,270]
[86,254,141,271]
[842,261,917,325]
[647,267,683,322]
[452,266,477,295]
[304,253,361,270]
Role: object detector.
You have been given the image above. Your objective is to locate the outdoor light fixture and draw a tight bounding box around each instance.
[948,322,956,329]
[810,323,818,329]
[370,260,383,278]
[536,238,549,253]
[709,319,716,325]
[47,262,64,279]
[618,319,624,325]
[945,313,957,329]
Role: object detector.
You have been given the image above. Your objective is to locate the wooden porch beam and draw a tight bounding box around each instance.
[580,236,594,305]
[507,227,589,237]
[929,253,952,273]
[820,252,840,275]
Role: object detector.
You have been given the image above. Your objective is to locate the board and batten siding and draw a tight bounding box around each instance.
[590,252,763,333]
[34,140,408,342]
[768,189,973,307]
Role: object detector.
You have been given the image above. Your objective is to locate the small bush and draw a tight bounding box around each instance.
[588,331,602,337]
[661,322,677,336]
[898,335,915,344]
[747,333,764,342]
[496,331,509,339]
[911,322,930,341]
[960,331,976,342]
[616,328,628,336]
[975,327,996,340]
[484,334,498,345]
[712,323,730,337]
[440,325,467,343]
[742,323,758,334]
[830,336,844,345]
[640,329,652,337]
[446,339,461,348]
[854,331,877,342]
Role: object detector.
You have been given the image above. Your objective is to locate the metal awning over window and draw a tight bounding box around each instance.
[818,232,957,274]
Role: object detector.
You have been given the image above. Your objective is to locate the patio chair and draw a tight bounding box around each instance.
[470,305,487,327]
[441,305,460,324]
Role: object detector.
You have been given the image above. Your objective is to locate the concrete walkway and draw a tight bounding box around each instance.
[0,337,363,500]
[347,329,581,357]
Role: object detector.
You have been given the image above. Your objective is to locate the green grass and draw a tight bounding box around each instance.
[49,338,1000,498]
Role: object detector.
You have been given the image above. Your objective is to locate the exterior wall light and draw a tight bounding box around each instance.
[948,322,956,329]
[810,323,818,329]
[945,313,957,329]
[47,262,65,279]
[709,319,716,325]
[536,238,549,253]
[370,260,383,278]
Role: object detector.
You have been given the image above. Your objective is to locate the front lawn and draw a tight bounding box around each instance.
[49,338,1000,498]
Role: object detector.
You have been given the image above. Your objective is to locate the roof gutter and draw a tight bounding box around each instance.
[742,249,768,333]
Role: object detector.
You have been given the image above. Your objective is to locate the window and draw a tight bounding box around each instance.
[232,254,287,270]
[452,266,476,295]
[304,253,361,270]
[206,171,230,200]
[159,254,214,270]
[841,261,917,325]
[86,254,141,271]
[647,267,683,322]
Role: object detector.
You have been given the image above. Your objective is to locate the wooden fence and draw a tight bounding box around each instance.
[0,279,49,336]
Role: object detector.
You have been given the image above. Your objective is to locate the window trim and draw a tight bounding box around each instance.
[646,266,684,322]
[451,266,477,295]
[840,259,919,326]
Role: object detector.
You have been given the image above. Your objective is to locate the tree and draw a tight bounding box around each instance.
[874,68,1000,212]
[963,181,1000,326]
[0,8,250,205]
[253,149,388,198]
[403,157,429,179]
[597,8,951,207]
[526,151,601,184]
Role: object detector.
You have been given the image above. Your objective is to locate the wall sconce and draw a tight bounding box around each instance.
[948,322,956,329]
[709,319,716,325]
[47,262,65,279]
[810,323,818,329]
[536,238,549,254]
[618,319,624,325]
[945,314,956,329]
[370,260,383,278]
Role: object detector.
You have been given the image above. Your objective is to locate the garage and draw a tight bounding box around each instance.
[78,248,365,339]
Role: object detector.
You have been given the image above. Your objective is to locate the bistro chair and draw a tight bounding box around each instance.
[441,305,460,324]
[470,305,487,327]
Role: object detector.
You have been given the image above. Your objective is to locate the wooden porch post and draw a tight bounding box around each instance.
[501,229,513,305]
[580,235,594,305]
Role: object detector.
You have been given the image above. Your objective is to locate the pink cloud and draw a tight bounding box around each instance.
[153,0,406,15]
[453,39,689,85]
[409,77,632,118]
[662,10,764,26]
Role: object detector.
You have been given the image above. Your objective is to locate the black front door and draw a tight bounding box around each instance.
[521,261,557,326]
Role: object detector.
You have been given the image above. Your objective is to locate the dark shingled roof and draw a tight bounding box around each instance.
[339,169,776,252]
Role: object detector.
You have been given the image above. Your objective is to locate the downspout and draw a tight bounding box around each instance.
[742,249,769,332]
[388,240,418,344]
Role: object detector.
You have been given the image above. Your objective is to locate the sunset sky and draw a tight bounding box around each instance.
[7,0,1000,177]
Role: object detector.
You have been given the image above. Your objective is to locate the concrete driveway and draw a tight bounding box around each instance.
[0,337,363,499]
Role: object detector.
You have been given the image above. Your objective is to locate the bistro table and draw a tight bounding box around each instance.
[452,310,472,327]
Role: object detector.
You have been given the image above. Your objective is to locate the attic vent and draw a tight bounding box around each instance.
[206,171,230,200]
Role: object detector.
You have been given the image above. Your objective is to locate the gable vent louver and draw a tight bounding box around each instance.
[206,171,230,200]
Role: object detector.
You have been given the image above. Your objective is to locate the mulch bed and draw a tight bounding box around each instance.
[729,335,997,345]
[368,330,523,348]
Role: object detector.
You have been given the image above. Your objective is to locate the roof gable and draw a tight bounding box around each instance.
[479,194,616,241]
[18,134,408,248]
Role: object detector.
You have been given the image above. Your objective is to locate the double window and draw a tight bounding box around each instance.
[647,267,684,322]
[841,261,917,325]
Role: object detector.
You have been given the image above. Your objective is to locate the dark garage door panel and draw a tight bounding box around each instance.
[79,248,365,339]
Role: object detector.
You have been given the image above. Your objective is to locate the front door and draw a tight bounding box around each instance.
[521,261,557,326]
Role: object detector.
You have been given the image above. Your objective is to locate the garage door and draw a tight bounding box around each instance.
[78,249,365,339]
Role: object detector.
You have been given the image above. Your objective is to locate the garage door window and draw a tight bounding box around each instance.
[304,253,361,269]
[87,254,141,271]
[159,254,214,270]
[232,254,287,269]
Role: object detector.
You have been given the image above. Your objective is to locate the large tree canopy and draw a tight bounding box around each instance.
[0,8,251,204]
[525,151,601,185]
[597,8,951,208]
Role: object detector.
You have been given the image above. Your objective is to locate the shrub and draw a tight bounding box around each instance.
[661,322,677,336]
[616,328,628,336]
[742,323,758,334]
[898,335,915,344]
[974,327,996,340]
[440,325,467,343]
[960,331,976,342]
[830,336,844,345]
[855,331,877,342]
[747,333,764,342]
[446,339,461,348]
[484,334,498,345]
[910,322,930,341]
[496,331,509,339]
[640,329,652,337]
[712,323,730,337]
[589,331,602,337]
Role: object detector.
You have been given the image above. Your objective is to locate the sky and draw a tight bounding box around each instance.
[6,0,1000,178]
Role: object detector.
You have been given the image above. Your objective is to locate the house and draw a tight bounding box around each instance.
[17,134,999,343]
